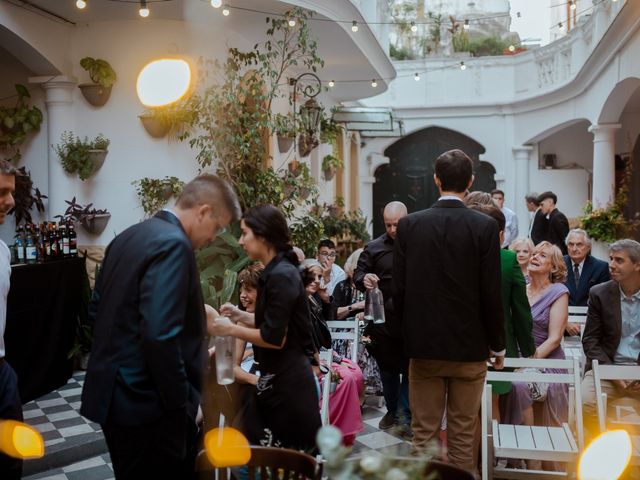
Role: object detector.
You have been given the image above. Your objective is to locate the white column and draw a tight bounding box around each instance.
[29,76,77,219]
[512,146,533,237]
[360,176,375,237]
[588,123,621,208]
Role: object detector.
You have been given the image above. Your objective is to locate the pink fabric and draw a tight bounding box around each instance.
[320,358,365,444]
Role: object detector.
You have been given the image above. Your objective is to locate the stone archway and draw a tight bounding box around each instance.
[371,126,490,237]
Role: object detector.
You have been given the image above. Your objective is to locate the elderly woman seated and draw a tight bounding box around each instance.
[302,263,365,445]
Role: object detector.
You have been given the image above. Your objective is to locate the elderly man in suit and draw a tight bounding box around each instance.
[581,239,640,436]
[563,229,610,336]
[81,175,240,479]
[393,149,505,472]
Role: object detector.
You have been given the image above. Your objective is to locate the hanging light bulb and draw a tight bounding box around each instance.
[210,0,222,7]
[464,19,470,30]
[516,11,521,18]
[139,0,149,17]
[371,79,377,88]
[570,0,577,10]
[222,5,230,16]
[76,0,87,9]
[414,72,420,81]
[351,21,359,32]
[288,17,296,27]
[410,21,418,32]
[460,61,466,71]
[328,80,335,88]
[558,22,564,29]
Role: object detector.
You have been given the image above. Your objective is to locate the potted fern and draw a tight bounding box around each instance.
[54,132,110,181]
[78,57,117,107]
[0,84,43,163]
[322,154,343,181]
[273,113,298,153]
[132,176,185,217]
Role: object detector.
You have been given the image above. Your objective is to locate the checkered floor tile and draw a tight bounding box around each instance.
[23,375,409,478]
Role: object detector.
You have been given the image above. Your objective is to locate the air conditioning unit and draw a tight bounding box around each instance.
[543,154,556,169]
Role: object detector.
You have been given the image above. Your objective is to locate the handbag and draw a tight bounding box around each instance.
[515,367,549,402]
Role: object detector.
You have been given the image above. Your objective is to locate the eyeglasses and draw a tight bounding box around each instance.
[318,252,336,258]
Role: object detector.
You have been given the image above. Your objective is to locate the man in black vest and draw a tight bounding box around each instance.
[537,191,570,254]
[81,175,240,479]
[393,149,505,472]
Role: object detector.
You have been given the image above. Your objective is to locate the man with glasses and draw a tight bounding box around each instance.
[81,174,241,479]
[316,239,346,296]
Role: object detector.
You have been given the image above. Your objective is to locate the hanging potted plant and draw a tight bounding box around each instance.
[57,197,111,235]
[320,111,343,145]
[139,99,194,139]
[54,132,110,180]
[78,57,117,107]
[0,84,43,163]
[132,176,185,218]
[273,113,299,153]
[322,154,343,181]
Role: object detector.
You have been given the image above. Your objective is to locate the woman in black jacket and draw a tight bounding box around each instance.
[211,205,320,451]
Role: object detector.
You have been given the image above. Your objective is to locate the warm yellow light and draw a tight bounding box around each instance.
[76,0,87,9]
[204,427,251,468]
[578,430,632,480]
[0,420,44,459]
[210,0,222,7]
[508,45,516,52]
[136,59,191,107]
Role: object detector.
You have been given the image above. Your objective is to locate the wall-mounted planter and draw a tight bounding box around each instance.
[79,213,111,235]
[87,150,107,176]
[78,84,112,107]
[323,168,336,182]
[139,114,170,138]
[277,135,294,153]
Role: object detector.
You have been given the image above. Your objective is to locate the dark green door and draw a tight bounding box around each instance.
[372,126,494,237]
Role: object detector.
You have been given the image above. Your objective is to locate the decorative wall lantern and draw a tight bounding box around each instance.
[289,73,322,157]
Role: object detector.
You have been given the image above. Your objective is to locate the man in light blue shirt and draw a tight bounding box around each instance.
[581,239,640,435]
[491,189,518,248]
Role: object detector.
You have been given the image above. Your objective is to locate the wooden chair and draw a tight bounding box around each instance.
[592,360,640,465]
[326,319,359,361]
[481,357,583,480]
[197,446,322,480]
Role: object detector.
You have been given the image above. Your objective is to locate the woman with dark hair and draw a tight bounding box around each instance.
[210,204,321,451]
[302,263,364,446]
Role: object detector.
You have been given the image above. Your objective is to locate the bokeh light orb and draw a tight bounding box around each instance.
[0,420,44,459]
[204,427,251,468]
[136,59,191,107]
[578,429,632,480]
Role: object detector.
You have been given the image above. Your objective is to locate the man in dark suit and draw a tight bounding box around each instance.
[563,229,610,335]
[81,175,240,479]
[537,191,569,254]
[393,149,505,472]
[581,239,640,435]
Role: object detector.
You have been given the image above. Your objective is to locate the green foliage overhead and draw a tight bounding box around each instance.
[468,36,510,57]
[0,84,43,163]
[80,57,117,88]
[289,215,325,258]
[389,44,415,60]
[132,176,185,218]
[54,131,110,181]
[322,154,343,173]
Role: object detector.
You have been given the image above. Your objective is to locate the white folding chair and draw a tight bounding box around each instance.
[592,360,640,465]
[319,349,333,426]
[568,306,588,316]
[481,357,583,480]
[326,319,359,361]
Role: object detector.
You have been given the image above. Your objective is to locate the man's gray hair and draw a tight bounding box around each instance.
[565,228,591,247]
[609,239,640,264]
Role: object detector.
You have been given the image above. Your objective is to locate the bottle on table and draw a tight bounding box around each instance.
[68,223,77,257]
[49,222,58,259]
[60,223,69,257]
[25,224,37,264]
[15,225,25,264]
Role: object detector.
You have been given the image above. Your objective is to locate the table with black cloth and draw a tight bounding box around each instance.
[4,257,85,403]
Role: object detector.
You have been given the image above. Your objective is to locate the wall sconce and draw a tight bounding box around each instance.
[136,58,191,107]
[289,73,322,157]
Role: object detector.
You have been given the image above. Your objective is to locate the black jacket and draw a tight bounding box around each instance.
[530,209,548,246]
[545,209,570,255]
[81,210,206,426]
[582,280,623,370]
[393,199,505,361]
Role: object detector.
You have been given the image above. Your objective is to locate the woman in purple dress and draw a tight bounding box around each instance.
[500,241,569,471]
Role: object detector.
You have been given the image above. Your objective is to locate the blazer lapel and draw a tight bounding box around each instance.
[609,281,622,335]
[565,257,577,297]
[578,256,594,297]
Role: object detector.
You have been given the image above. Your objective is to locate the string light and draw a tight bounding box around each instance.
[570,0,577,10]
[410,21,417,32]
[371,79,377,88]
[517,12,521,18]
[464,19,470,30]
[210,0,222,7]
[288,17,296,27]
[558,21,564,29]
[460,61,466,70]
[76,0,86,9]
[508,44,515,52]
[139,0,149,17]
[414,72,420,81]
[351,21,359,32]
[328,80,335,88]
[222,5,230,16]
